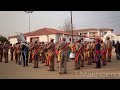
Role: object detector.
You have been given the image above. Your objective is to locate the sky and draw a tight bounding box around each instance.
[0,11,120,37]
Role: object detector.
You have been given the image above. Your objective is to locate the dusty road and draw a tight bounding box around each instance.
[0,50,120,79]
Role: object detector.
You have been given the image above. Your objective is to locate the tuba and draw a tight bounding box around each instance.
[17,33,26,43]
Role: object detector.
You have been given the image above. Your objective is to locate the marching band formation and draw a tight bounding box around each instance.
[0,36,113,74]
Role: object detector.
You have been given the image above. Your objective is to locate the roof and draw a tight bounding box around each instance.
[9,28,76,38]
[72,28,113,32]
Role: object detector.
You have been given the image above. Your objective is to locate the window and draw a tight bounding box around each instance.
[80,33,81,35]
[104,32,107,35]
[69,38,71,41]
[60,38,61,41]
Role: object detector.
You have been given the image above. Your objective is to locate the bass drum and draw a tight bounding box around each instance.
[69,52,75,59]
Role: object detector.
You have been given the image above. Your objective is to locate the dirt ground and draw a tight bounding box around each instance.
[0,50,120,79]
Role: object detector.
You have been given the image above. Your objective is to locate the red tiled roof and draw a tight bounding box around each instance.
[9,28,73,38]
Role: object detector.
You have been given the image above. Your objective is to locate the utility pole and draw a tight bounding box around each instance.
[70,11,74,43]
[25,11,33,32]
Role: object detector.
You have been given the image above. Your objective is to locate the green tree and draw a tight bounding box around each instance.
[0,36,9,43]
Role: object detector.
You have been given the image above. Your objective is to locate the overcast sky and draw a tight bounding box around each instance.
[0,11,120,37]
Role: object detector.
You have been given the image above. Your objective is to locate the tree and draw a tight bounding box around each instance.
[0,36,9,43]
[59,18,75,33]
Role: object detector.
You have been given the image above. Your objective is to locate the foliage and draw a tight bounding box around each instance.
[0,36,9,43]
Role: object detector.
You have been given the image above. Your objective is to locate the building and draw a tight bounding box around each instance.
[9,28,82,45]
[9,27,118,45]
[72,28,114,39]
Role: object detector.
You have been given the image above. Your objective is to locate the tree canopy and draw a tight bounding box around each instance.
[0,36,9,43]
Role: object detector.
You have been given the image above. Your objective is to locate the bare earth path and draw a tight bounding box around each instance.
[0,49,120,79]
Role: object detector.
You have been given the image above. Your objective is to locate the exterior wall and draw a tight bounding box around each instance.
[78,30,112,38]
[27,35,39,42]
[117,36,120,42]
[48,34,56,42]
[39,35,48,42]
[59,34,81,43]
[9,38,17,45]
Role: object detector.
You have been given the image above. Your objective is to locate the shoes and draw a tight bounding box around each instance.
[102,64,106,66]
[87,63,92,65]
[81,65,84,67]
[48,69,54,71]
[63,72,66,74]
[59,72,62,74]
[45,64,49,66]
[74,68,80,70]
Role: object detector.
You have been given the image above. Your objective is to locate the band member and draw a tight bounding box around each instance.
[21,42,29,66]
[114,41,120,60]
[16,42,21,65]
[29,42,33,63]
[47,38,55,71]
[13,43,17,61]
[10,44,14,61]
[3,42,9,63]
[41,42,46,63]
[55,42,59,63]
[57,38,69,74]
[74,39,83,70]
[106,37,112,62]
[86,42,92,65]
[84,41,87,61]
[45,42,49,66]
[91,41,96,63]
[31,40,40,68]
[101,40,107,66]
[80,41,84,67]
[0,42,3,62]
[95,39,101,68]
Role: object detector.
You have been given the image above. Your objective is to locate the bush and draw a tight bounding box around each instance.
[0,36,9,43]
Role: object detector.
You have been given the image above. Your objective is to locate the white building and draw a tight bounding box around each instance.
[9,28,82,45]
[72,28,114,39]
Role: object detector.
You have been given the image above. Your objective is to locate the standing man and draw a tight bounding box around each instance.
[13,43,17,61]
[95,39,101,68]
[47,38,55,71]
[74,39,83,70]
[21,42,29,66]
[91,41,96,63]
[3,42,9,63]
[86,42,92,65]
[0,42,3,62]
[101,40,107,66]
[10,44,14,61]
[114,41,120,60]
[31,41,40,68]
[57,38,69,74]
[16,42,21,65]
[41,42,46,63]
[106,37,112,62]
[28,42,33,63]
